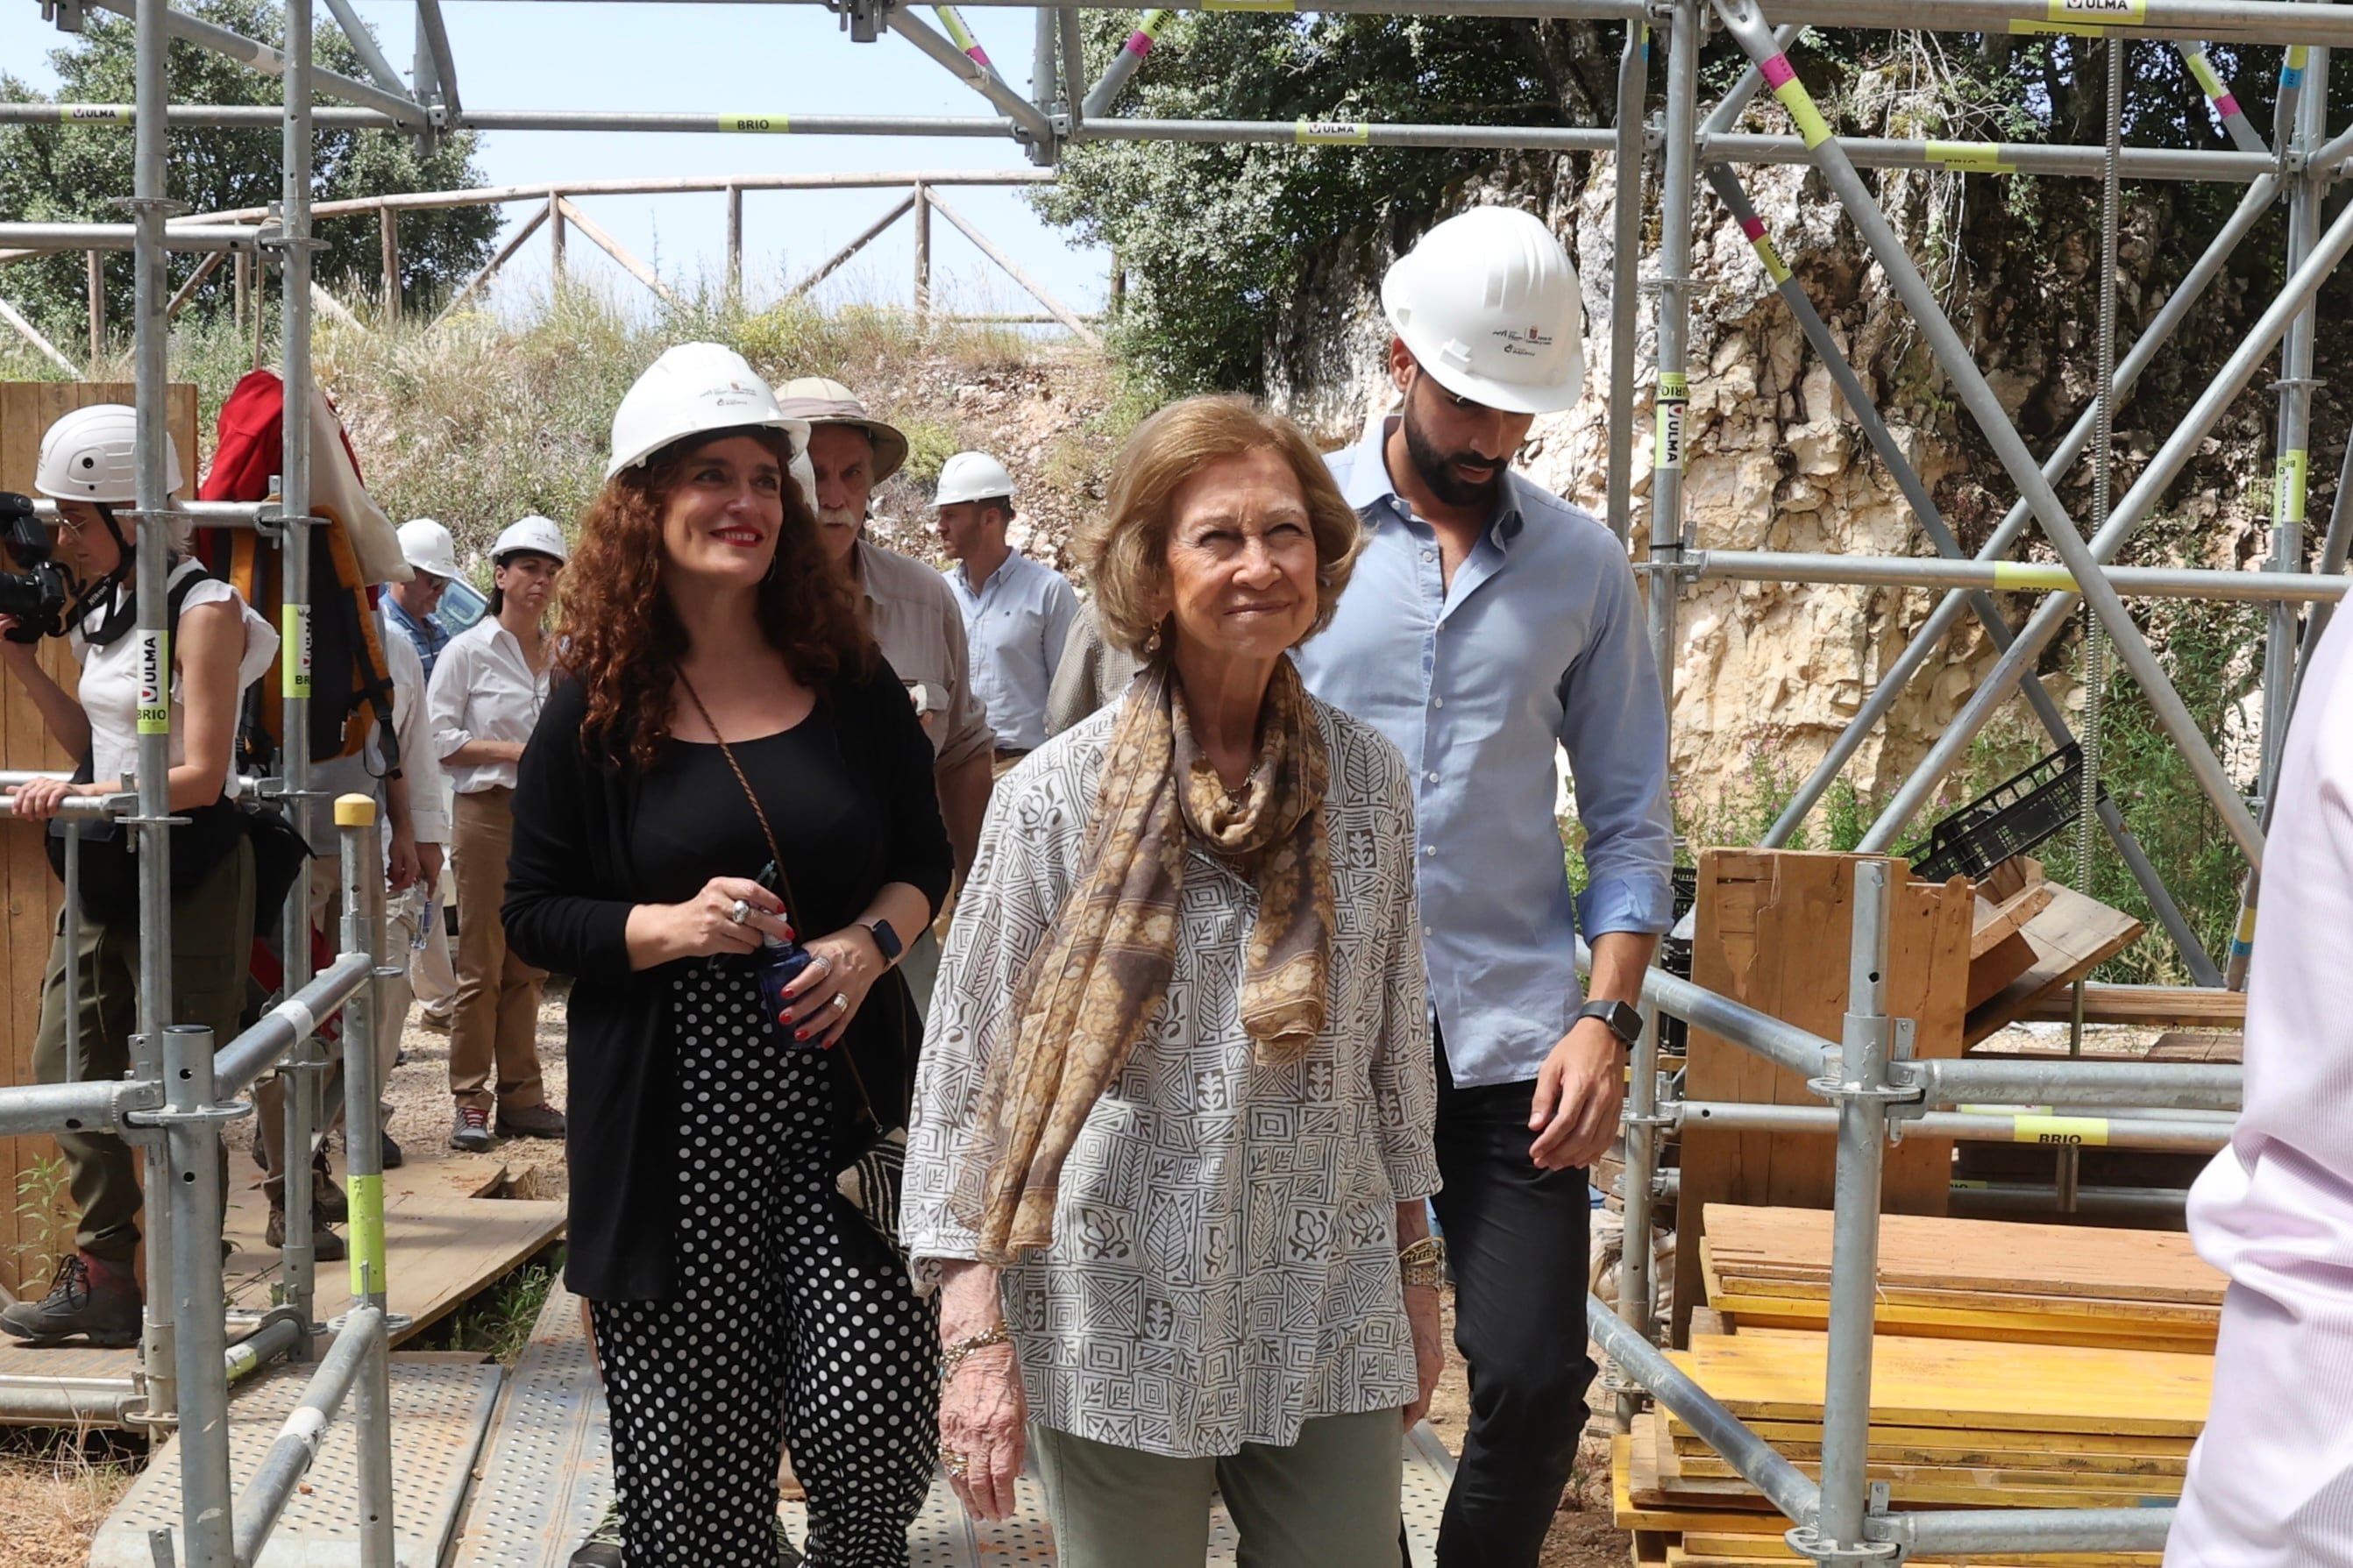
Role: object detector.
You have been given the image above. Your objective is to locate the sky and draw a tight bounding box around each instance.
[2,2,1113,319]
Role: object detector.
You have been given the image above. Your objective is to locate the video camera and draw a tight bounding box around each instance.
[0,491,75,644]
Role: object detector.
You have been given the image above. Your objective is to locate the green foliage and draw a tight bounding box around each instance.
[0,0,497,344]
[1036,13,1621,394]
[439,1258,557,1366]
[11,1153,73,1289]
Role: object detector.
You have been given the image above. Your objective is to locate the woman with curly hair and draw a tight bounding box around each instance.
[503,344,953,1567]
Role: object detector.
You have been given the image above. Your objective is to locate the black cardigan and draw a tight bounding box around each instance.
[502,658,954,1302]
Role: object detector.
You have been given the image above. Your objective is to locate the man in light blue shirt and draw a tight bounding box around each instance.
[1293,206,1673,1568]
[936,450,1079,759]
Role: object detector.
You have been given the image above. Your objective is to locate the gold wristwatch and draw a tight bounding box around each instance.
[1399,1235,1447,1290]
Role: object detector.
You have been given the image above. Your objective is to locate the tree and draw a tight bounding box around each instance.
[0,0,497,343]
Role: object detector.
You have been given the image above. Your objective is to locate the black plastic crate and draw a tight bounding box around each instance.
[1903,741,2106,884]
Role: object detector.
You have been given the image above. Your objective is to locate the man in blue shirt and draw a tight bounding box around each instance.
[387,517,458,681]
[1294,206,1674,1567]
[935,450,1079,763]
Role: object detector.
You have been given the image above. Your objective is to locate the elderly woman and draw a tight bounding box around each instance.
[503,344,952,1567]
[903,395,1444,1565]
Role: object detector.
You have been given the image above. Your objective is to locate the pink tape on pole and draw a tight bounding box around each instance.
[1759,53,1797,89]
[1127,30,1155,55]
[1740,216,1767,240]
[2215,93,2243,117]
[966,45,992,65]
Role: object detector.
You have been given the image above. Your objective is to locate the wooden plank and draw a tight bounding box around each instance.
[1665,1331,2213,1437]
[2147,1030,2243,1063]
[1676,851,1974,1341]
[1971,881,2057,961]
[2012,985,2249,1030]
[1966,888,2147,1044]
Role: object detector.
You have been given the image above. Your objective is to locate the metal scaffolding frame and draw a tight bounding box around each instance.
[4,0,2338,1561]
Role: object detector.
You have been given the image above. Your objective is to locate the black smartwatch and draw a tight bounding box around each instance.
[1575,998,1644,1050]
[859,917,904,966]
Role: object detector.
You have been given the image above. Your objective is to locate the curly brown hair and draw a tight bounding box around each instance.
[556,425,872,772]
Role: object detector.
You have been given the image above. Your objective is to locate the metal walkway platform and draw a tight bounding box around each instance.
[448,1283,1454,1566]
[92,1355,503,1567]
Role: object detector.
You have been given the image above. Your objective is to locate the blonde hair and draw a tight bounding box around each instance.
[1074,396,1362,656]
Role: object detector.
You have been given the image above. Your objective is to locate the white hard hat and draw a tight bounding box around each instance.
[1381,207,1587,415]
[492,514,569,564]
[772,377,911,485]
[34,403,183,505]
[397,517,462,579]
[606,343,809,479]
[934,451,1017,509]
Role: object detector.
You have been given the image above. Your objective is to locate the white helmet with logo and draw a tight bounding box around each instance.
[934,451,1017,509]
[606,343,809,479]
[397,517,462,579]
[1380,207,1587,415]
[34,403,183,505]
[492,514,569,564]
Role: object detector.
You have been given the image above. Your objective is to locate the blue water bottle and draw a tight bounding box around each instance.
[750,862,819,1047]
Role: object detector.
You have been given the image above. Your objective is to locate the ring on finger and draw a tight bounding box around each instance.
[828,992,849,1014]
[942,1450,971,1479]
[728,899,754,926]
[806,954,834,977]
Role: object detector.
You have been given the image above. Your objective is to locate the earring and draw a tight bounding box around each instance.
[1145,624,1162,655]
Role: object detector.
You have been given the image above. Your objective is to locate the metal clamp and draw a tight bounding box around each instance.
[108,194,192,221]
[1805,1072,1921,1106]
[40,0,88,35]
[124,1099,252,1132]
[327,1309,416,1336]
[827,0,892,43]
[1782,1525,1900,1564]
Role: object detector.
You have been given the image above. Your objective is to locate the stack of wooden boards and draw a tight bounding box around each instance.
[1698,1205,2225,1352]
[1617,1330,2210,1567]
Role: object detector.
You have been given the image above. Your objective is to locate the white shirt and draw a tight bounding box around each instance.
[904,698,1440,1458]
[2167,608,2353,1565]
[946,549,1078,754]
[426,617,548,794]
[70,559,278,788]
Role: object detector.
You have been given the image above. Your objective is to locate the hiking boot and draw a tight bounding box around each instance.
[0,1252,142,1348]
[267,1207,348,1262]
[380,1131,405,1170]
[497,1102,567,1141]
[568,1497,622,1568]
[451,1105,494,1153]
[314,1176,349,1225]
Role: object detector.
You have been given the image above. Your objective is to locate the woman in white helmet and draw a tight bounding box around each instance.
[503,344,951,1567]
[0,403,278,1352]
[425,514,571,1155]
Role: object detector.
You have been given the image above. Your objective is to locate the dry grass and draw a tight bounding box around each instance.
[0,1427,144,1568]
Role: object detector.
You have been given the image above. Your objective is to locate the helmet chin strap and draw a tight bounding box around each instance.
[73,503,160,649]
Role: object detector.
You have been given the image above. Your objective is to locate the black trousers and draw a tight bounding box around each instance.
[1426,1032,1596,1568]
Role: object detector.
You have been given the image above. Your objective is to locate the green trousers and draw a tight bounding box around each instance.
[30,838,255,1265]
[1031,1408,1404,1568]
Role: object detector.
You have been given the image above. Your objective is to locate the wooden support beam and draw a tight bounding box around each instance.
[431,202,549,326]
[234,247,250,331]
[913,182,931,319]
[549,193,565,288]
[0,294,80,375]
[554,198,681,309]
[86,251,103,363]
[380,207,401,322]
[310,280,367,332]
[164,250,226,325]
[921,189,1102,347]
[725,184,743,305]
[787,192,918,300]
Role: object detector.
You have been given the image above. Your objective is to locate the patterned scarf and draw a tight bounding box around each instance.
[953,657,1333,1265]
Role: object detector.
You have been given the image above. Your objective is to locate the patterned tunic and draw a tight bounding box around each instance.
[904,696,1440,1459]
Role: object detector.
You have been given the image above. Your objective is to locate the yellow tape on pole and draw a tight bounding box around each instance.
[1924,139,2017,174]
[281,603,312,700]
[717,114,791,132]
[1654,372,1688,473]
[1295,119,1371,145]
[136,629,169,734]
[1992,561,2075,591]
[2013,1114,2111,1147]
[348,1172,387,1299]
[2277,449,2308,527]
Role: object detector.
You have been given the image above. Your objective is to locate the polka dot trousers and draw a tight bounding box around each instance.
[590,961,940,1567]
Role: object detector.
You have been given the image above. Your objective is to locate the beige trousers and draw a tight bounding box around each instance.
[449,787,547,1113]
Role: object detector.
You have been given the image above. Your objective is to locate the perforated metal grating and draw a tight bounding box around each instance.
[457,1283,1454,1566]
[95,1356,501,1567]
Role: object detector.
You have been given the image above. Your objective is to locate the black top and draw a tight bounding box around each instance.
[503,658,954,1302]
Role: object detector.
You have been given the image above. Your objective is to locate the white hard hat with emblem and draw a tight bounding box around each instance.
[34,403,182,505]
[493,514,569,564]
[606,343,809,479]
[934,451,1017,509]
[1380,206,1587,415]
[397,517,462,578]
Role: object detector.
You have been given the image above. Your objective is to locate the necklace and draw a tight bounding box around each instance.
[1221,758,1265,805]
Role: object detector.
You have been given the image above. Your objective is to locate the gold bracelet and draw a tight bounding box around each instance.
[939,1321,1013,1383]
[1399,1235,1447,1290]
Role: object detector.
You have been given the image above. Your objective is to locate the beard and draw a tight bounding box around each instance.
[1401,397,1508,509]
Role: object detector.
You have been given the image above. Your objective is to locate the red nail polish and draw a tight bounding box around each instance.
[794,1030,808,1041]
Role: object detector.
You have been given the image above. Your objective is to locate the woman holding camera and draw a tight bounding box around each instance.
[0,404,277,1350]
[502,344,953,1566]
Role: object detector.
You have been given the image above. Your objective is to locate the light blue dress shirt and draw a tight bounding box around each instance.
[1294,418,1675,1089]
[946,549,1080,753]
